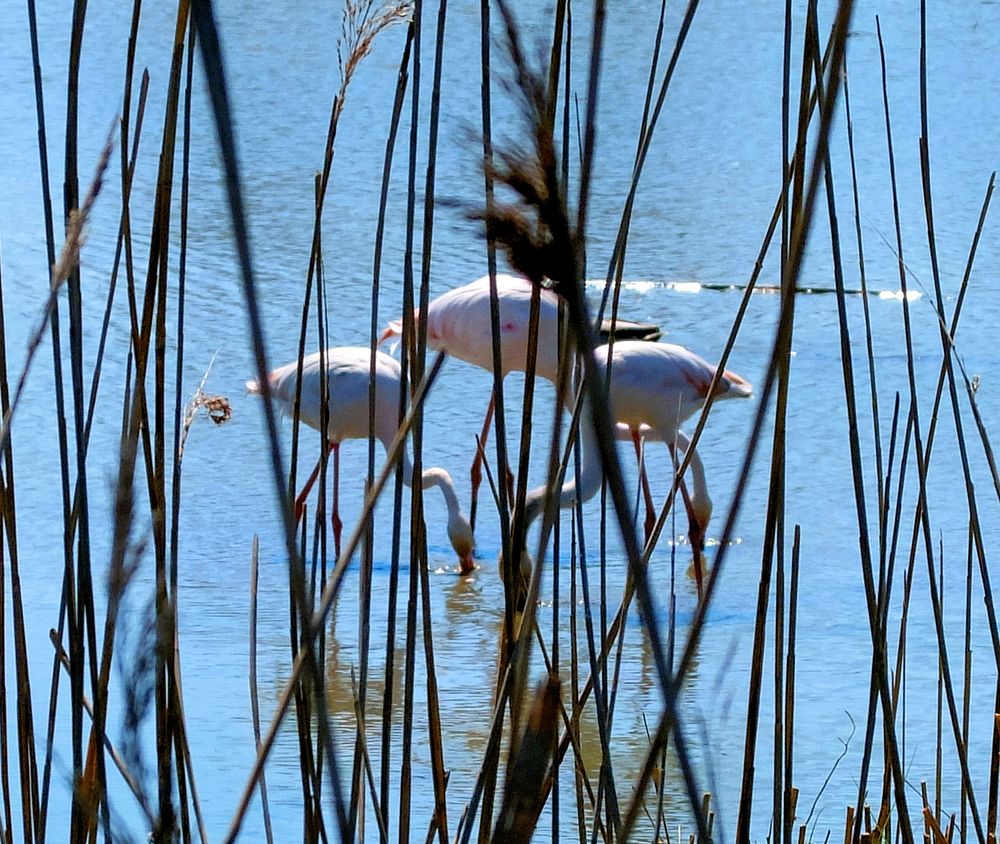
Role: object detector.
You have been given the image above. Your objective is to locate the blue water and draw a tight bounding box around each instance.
[2,0,999,840]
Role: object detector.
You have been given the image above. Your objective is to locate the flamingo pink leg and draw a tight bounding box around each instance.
[294,449,330,523]
[469,391,496,531]
[331,442,342,559]
[668,441,704,596]
[631,428,657,544]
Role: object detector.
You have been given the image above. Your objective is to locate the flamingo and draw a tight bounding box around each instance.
[246,347,476,574]
[380,273,666,533]
[523,340,753,577]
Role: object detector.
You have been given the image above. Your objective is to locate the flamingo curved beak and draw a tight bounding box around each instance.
[459,551,476,575]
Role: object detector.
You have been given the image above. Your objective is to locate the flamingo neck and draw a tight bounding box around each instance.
[673,429,711,526]
[525,392,603,527]
[394,440,474,563]
[414,465,462,515]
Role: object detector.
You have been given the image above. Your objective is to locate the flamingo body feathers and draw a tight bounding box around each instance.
[248,347,475,572]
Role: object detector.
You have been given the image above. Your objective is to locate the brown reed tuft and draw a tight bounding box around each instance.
[337,1,413,117]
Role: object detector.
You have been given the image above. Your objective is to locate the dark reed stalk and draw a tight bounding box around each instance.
[362,18,414,838]
[990,708,999,841]
[570,509,587,844]
[885,392,913,686]
[0,247,17,844]
[775,519,786,844]
[360,6,411,823]
[168,24,212,843]
[780,0,792,284]
[288,189,324,841]
[474,0,514,592]
[623,2,857,836]
[574,0,603,242]
[877,17,987,840]
[189,1,362,840]
[551,503,561,844]
[291,519,321,841]
[223,351,448,842]
[395,0,424,834]
[738,6,820,836]
[63,7,109,839]
[597,457,610,835]
[419,480,451,844]
[784,527,801,844]
[409,3,452,839]
[347,669,388,844]
[936,548,944,823]
[965,367,1000,505]
[599,574,634,839]
[312,175,332,841]
[915,0,1000,682]
[886,406,917,814]
[249,537,275,844]
[593,0,701,326]
[961,530,973,843]
[62,16,87,817]
[552,45,839,809]
[25,0,77,828]
[480,3,727,840]
[842,59,885,514]
[48,633,155,828]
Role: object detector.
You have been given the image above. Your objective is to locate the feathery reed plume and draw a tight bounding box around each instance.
[178,356,233,463]
[335,1,412,126]
[470,3,575,293]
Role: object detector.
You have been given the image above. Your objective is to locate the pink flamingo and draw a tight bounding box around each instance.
[247,347,475,573]
[523,340,752,573]
[381,273,675,531]
[381,274,562,526]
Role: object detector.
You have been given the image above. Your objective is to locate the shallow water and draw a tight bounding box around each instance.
[2,0,999,840]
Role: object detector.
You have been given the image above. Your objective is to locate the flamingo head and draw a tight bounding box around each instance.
[686,493,713,554]
[448,512,476,574]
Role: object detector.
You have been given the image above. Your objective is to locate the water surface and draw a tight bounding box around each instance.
[1,0,999,839]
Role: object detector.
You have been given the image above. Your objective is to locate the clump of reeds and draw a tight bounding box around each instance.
[7,0,1000,841]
